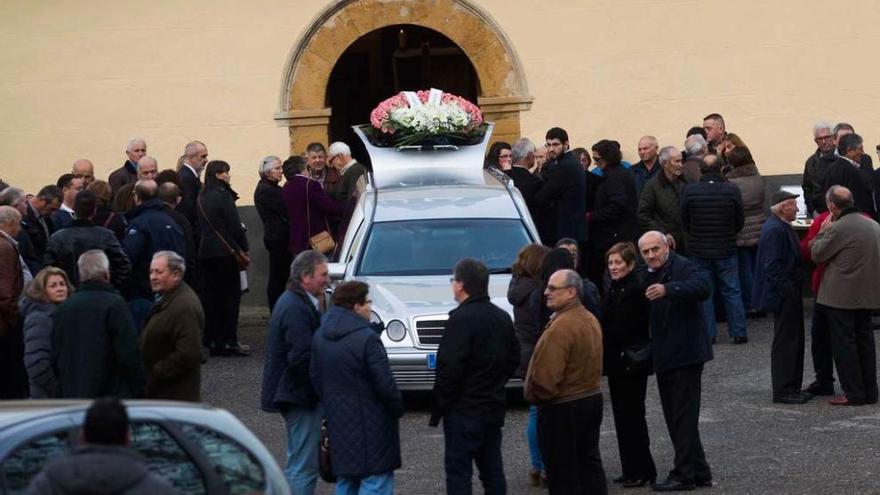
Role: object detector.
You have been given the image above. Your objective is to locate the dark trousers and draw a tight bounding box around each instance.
[0,324,28,399]
[771,289,806,397]
[656,364,711,484]
[442,410,506,495]
[810,302,835,386]
[200,255,242,348]
[265,241,291,313]
[609,375,656,481]
[826,307,879,404]
[538,394,607,495]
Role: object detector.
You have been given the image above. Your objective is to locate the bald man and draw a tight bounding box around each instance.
[112,156,159,213]
[631,136,660,196]
[0,205,27,398]
[72,159,95,187]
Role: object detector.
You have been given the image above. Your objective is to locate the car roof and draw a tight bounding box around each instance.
[0,400,217,431]
[372,183,522,222]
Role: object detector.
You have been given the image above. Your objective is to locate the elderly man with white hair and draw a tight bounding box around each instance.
[109,138,147,194]
[637,230,713,491]
[52,249,145,398]
[254,155,291,311]
[682,134,708,184]
[505,138,543,209]
[801,121,838,216]
[112,155,159,213]
[327,141,367,205]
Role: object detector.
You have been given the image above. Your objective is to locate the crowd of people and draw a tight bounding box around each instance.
[2,112,880,494]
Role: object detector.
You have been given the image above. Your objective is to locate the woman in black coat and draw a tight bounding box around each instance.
[198,160,250,357]
[253,155,289,312]
[601,242,656,487]
[310,281,402,493]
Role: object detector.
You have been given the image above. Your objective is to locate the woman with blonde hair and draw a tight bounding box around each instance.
[19,267,72,398]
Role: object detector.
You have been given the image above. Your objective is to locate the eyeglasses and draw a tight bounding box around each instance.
[449,277,459,284]
[545,284,570,292]
[815,135,834,142]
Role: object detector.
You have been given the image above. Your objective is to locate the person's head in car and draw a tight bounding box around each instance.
[82,398,130,446]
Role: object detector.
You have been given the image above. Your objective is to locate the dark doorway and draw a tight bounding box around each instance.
[325,25,480,167]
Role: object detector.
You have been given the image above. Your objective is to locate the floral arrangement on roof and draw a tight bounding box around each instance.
[366,88,487,147]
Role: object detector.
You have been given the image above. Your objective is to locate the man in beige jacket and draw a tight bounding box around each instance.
[524,269,606,495]
[811,185,880,406]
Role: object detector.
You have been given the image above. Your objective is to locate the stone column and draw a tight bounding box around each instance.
[478,95,533,145]
[274,108,332,154]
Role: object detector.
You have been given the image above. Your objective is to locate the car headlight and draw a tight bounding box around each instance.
[385,320,407,342]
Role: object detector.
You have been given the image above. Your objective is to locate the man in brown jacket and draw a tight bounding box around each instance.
[811,186,880,406]
[0,205,28,398]
[141,250,204,401]
[525,268,607,495]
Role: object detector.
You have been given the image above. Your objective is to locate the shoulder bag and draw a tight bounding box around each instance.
[197,196,250,270]
[318,418,336,483]
[305,179,336,254]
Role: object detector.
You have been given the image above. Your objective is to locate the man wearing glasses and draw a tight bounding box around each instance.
[802,121,838,217]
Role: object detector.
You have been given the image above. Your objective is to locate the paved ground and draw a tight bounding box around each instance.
[203,303,880,494]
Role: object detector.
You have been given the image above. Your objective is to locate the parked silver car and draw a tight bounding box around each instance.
[0,400,289,495]
[329,125,540,390]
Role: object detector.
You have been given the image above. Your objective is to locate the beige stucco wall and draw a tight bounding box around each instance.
[2,0,878,204]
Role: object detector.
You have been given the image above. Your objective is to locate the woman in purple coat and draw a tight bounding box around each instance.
[281,158,345,258]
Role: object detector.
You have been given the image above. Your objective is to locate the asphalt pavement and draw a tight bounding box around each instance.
[203,303,880,494]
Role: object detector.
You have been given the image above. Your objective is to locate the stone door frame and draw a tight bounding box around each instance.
[274,0,532,153]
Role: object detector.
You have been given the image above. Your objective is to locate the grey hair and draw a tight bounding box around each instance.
[289,250,328,283]
[259,155,281,179]
[825,185,854,210]
[813,120,833,137]
[328,141,351,158]
[126,138,146,151]
[832,122,854,136]
[184,141,206,158]
[0,205,21,225]
[658,146,680,165]
[153,250,186,276]
[638,230,669,248]
[0,187,25,207]
[556,269,584,301]
[684,134,708,156]
[511,138,536,164]
[78,249,110,282]
[136,156,157,171]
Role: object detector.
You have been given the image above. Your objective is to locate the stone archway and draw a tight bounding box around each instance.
[275,0,532,153]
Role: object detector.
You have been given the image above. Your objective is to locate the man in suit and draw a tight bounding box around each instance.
[24,185,62,260]
[177,141,209,233]
[811,186,880,406]
[533,127,587,247]
[50,174,84,230]
[753,191,810,404]
[820,133,875,219]
[109,138,147,195]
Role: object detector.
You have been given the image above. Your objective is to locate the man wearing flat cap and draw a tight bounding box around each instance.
[752,190,810,404]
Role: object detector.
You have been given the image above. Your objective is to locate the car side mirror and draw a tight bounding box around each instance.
[327,262,347,281]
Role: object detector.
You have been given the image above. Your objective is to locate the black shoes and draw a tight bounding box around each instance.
[732,336,748,344]
[652,478,695,491]
[211,343,251,357]
[623,477,654,488]
[773,393,810,404]
[746,309,766,319]
[803,381,835,396]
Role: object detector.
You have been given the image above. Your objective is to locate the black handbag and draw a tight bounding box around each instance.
[319,419,336,483]
[623,342,652,373]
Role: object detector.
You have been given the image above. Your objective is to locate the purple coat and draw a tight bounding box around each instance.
[282,175,345,255]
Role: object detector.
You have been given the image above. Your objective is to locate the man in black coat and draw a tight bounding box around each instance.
[802,122,838,216]
[819,133,876,219]
[431,258,519,495]
[505,138,544,216]
[159,182,198,288]
[533,127,587,246]
[681,156,747,344]
[177,140,209,233]
[638,231,713,492]
[108,138,147,195]
[23,185,61,261]
[44,190,132,294]
[585,140,639,286]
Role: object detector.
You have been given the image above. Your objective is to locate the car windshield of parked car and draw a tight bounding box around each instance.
[357,218,531,276]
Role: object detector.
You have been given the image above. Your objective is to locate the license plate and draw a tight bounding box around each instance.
[426,353,437,370]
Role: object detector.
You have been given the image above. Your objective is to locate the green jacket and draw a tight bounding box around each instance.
[335,161,368,205]
[638,172,687,253]
[52,280,145,398]
[141,282,204,401]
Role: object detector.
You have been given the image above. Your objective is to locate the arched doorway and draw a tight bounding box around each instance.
[275,0,532,155]
[326,25,480,165]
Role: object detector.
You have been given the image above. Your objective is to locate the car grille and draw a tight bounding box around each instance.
[392,369,435,385]
[414,317,447,347]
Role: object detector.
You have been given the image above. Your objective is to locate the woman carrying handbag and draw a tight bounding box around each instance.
[281,157,345,259]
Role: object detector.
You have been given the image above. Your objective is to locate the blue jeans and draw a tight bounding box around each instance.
[282,406,322,495]
[442,410,506,495]
[129,297,154,334]
[527,405,543,471]
[336,472,394,495]
[693,255,747,339]
[736,246,757,311]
